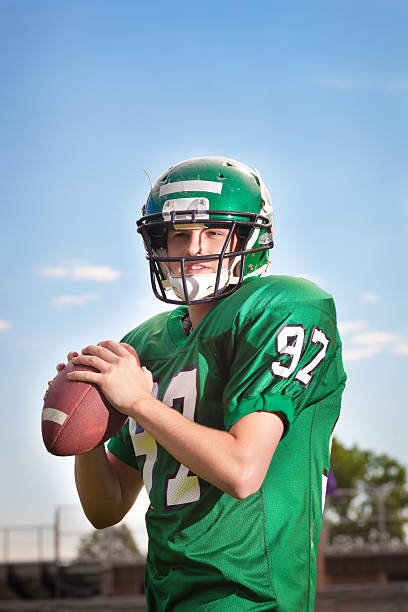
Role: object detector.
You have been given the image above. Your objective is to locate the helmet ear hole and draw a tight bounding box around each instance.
[236,224,251,241]
[147,228,167,251]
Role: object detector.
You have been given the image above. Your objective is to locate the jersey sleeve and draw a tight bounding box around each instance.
[107,421,139,469]
[223,296,345,432]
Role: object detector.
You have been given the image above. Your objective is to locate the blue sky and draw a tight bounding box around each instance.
[0,0,407,556]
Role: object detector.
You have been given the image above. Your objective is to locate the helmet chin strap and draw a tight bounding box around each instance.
[168,268,234,301]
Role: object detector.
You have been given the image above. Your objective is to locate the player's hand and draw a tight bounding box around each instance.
[43,351,78,400]
[67,341,153,417]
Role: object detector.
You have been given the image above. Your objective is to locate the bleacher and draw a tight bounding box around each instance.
[0,559,145,610]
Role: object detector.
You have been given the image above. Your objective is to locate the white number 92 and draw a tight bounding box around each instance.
[271,324,330,387]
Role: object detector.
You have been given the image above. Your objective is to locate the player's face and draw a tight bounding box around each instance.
[167,227,240,275]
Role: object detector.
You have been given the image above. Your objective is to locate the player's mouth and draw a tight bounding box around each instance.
[184,264,212,274]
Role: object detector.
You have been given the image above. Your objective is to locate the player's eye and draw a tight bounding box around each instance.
[170,231,188,239]
[206,229,228,238]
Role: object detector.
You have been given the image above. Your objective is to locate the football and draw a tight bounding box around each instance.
[42,343,140,456]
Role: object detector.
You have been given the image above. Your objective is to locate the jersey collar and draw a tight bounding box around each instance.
[167,306,189,349]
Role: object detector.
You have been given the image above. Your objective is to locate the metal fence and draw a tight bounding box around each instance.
[324,486,408,552]
[2,486,408,563]
[0,505,147,565]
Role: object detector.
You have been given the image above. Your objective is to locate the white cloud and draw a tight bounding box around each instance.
[0,320,11,332]
[360,292,379,303]
[394,345,408,356]
[52,294,99,308]
[341,328,406,363]
[71,265,121,281]
[40,266,67,278]
[342,345,380,362]
[338,320,367,335]
[40,263,121,282]
[352,331,398,346]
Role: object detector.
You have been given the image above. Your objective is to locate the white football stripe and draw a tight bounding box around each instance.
[42,407,68,425]
[159,180,223,196]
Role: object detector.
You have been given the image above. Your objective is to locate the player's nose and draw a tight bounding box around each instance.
[185,231,202,255]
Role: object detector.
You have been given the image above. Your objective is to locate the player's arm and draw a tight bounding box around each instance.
[68,341,284,500]
[75,445,144,529]
[130,398,284,499]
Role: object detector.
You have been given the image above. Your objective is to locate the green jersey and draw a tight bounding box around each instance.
[108,275,346,611]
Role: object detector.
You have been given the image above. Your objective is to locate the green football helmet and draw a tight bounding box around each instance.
[137,156,274,305]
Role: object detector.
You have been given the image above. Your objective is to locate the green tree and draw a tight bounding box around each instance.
[327,438,408,547]
[76,523,140,562]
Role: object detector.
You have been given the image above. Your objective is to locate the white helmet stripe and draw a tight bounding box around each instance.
[159,180,223,196]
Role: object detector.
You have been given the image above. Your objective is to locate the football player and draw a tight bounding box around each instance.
[66,157,346,611]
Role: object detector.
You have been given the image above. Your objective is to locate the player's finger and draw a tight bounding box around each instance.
[81,344,119,363]
[71,354,109,372]
[66,369,101,384]
[67,351,78,361]
[98,340,130,357]
[56,362,65,372]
